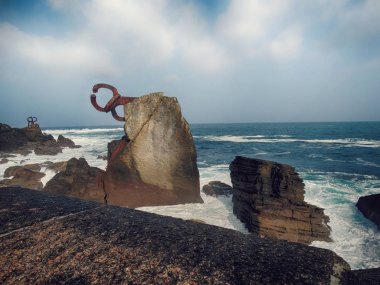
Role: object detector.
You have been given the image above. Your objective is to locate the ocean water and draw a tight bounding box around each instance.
[1,122,379,269]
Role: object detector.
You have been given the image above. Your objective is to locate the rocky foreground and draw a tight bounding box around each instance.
[0,187,359,284]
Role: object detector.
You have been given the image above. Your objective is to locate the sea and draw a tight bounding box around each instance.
[1,122,379,269]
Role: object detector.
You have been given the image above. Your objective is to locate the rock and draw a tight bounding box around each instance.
[34,140,62,155]
[22,125,44,142]
[230,156,331,244]
[57,135,78,148]
[356,193,380,230]
[43,157,105,203]
[97,155,107,160]
[104,93,202,208]
[4,163,41,177]
[42,161,68,173]
[0,166,45,190]
[202,181,232,197]
[0,187,351,284]
[345,267,380,284]
[0,158,8,164]
[0,124,28,151]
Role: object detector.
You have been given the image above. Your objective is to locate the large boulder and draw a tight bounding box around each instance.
[356,193,380,230]
[43,158,105,203]
[230,156,331,244]
[103,93,202,208]
[0,165,45,190]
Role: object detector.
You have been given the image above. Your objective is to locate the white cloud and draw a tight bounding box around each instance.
[270,27,302,62]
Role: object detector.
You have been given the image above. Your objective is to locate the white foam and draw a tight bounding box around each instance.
[139,193,249,233]
[43,127,124,135]
[303,173,380,269]
[202,136,380,148]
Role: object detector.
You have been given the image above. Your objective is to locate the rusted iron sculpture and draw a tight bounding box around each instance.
[27,116,39,128]
[90,83,137,121]
[90,83,137,203]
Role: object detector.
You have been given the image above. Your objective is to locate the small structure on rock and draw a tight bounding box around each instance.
[230,156,331,244]
[90,84,202,208]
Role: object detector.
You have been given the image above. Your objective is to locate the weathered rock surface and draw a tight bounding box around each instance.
[203,180,233,197]
[230,156,331,244]
[0,165,45,190]
[356,193,380,230]
[0,123,28,151]
[57,134,79,148]
[0,187,352,284]
[43,157,105,203]
[345,267,380,285]
[104,93,202,207]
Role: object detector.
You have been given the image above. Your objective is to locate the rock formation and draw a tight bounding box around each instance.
[0,164,45,190]
[357,193,380,230]
[43,157,105,203]
[230,156,331,244]
[202,181,232,197]
[0,122,80,155]
[103,93,202,208]
[0,123,28,151]
[0,187,353,284]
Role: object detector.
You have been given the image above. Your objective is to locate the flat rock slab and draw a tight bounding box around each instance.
[0,187,351,284]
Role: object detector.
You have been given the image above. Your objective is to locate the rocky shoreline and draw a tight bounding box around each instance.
[0,187,353,284]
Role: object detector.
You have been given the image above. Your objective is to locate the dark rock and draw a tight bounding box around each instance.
[0,125,28,151]
[230,156,331,244]
[0,187,351,284]
[202,181,233,197]
[104,93,202,208]
[0,166,45,190]
[22,125,44,142]
[356,193,380,230]
[345,267,380,284]
[43,157,105,203]
[0,158,8,164]
[57,135,78,148]
[97,155,107,160]
[34,140,62,155]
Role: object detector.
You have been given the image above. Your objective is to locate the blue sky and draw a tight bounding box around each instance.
[1,0,379,127]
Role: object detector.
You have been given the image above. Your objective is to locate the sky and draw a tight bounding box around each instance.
[0,0,379,127]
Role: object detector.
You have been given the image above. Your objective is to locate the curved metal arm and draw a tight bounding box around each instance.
[90,83,137,122]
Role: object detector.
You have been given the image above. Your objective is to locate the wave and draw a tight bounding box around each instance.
[356,158,380,168]
[202,135,380,148]
[43,127,124,135]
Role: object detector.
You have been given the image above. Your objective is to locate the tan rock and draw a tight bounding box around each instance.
[230,156,331,244]
[104,93,202,208]
[43,158,105,203]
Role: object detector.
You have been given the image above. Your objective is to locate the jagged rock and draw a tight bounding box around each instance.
[0,187,351,284]
[43,157,105,203]
[104,93,202,208]
[202,181,232,197]
[0,166,45,190]
[0,124,28,151]
[230,156,331,244]
[357,193,380,230]
[57,135,80,148]
[34,140,62,155]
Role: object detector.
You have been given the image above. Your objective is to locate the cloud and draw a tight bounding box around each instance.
[270,27,302,62]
